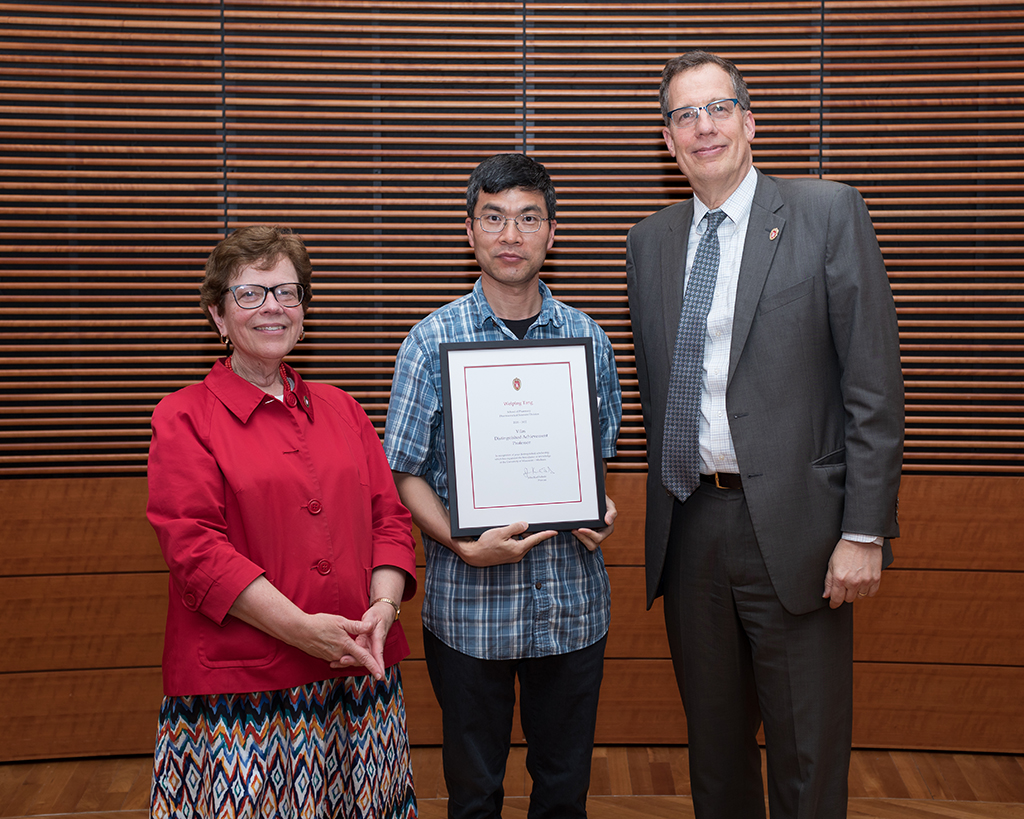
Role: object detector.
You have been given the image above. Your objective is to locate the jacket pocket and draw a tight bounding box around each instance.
[758,276,815,315]
[199,615,279,669]
[812,447,846,467]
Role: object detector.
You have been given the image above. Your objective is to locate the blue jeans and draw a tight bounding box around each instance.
[422,627,606,819]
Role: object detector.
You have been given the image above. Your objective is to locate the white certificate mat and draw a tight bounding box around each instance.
[440,338,606,537]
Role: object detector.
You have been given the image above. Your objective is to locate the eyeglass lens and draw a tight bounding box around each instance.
[231,283,304,309]
[477,214,545,233]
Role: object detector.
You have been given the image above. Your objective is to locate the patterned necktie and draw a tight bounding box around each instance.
[662,209,727,501]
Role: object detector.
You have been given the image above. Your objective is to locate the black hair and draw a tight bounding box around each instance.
[466,153,557,220]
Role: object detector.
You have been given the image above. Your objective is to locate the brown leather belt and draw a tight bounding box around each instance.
[700,472,742,490]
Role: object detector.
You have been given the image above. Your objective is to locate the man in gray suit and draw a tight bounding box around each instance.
[625,51,904,819]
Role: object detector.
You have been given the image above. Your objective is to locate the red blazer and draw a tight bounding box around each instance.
[147,360,418,696]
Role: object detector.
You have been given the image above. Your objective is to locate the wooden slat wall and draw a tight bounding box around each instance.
[216,1,524,435]
[2,0,1021,474]
[819,1,1024,473]
[1,0,223,475]
[521,2,825,459]
[1,0,1022,762]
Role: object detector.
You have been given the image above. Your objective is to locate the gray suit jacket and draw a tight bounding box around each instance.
[626,169,904,614]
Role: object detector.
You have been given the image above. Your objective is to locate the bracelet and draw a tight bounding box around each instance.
[371,597,401,619]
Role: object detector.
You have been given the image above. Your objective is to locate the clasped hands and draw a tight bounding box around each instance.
[305,601,398,680]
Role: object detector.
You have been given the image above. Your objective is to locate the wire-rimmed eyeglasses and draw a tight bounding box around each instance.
[227,282,306,310]
[474,213,550,233]
[667,98,741,128]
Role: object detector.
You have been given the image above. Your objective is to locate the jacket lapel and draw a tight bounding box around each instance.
[660,199,694,360]
[729,171,785,385]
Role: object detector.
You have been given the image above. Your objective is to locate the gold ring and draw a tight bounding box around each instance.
[858,592,868,597]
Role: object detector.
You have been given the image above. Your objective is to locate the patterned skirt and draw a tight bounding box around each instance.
[151,666,417,819]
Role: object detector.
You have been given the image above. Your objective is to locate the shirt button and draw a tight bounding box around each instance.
[307,499,323,514]
[183,593,197,609]
[285,393,298,407]
[535,582,542,590]
[316,559,331,576]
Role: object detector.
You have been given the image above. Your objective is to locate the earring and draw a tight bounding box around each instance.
[220,335,230,345]
[298,328,305,341]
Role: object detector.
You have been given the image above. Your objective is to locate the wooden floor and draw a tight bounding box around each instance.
[2,747,1024,818]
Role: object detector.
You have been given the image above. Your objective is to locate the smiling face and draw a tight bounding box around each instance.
[466,186,556,297]
[209,255,304,372]
[662,62,756,208]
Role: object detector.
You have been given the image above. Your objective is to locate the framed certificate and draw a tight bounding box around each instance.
[440,337,607,537]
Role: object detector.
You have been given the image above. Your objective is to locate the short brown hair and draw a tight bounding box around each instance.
[660,50,750,126]
[200,225,312,330]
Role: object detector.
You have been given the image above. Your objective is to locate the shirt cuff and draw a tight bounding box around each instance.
[843,532,884,546]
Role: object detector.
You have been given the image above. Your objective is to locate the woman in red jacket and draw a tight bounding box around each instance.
[146,225,418,818]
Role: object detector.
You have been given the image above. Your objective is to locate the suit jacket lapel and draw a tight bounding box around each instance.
[660,199,694,361]
[729,171,785,385]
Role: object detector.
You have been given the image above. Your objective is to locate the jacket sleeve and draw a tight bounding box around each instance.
[825,184,904,538]
[146,393,265,625]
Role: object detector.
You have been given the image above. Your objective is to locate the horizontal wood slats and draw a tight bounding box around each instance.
[1,472,1022,760]
[818,3,1024,474]
[1,1,1022,475]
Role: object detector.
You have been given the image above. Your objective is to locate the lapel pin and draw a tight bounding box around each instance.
[769,227,780,241]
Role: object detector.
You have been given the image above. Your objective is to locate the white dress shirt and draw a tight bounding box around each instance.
[685,166,757,476]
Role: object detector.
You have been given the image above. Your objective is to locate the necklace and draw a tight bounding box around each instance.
[224,355,292,398]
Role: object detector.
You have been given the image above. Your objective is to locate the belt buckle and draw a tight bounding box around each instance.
[714,472,726,489]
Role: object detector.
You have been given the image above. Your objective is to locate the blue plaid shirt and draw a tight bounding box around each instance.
[385,278,622,660]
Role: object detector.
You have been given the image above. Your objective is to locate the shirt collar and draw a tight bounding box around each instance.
[693,165,758,230]
[205,358,315,423]
[468,276,564,334]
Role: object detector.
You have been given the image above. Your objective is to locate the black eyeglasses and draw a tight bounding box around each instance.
[227,283,305,309]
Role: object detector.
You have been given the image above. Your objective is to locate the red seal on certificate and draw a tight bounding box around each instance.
[513,377,522,391]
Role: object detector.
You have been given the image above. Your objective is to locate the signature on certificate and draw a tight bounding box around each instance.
[523,465,556,479]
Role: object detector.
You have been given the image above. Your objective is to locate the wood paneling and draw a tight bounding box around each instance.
[0,669,165,761]
[3,563,1017,678]
[0,575,166,674]
[893,476,1024,571]
[853,663,1024,754]
[398,658,1024,752]
[5,658,1022,760]
[0,477,161,576]
[1,473,1023,759]
[853,570,1024,666]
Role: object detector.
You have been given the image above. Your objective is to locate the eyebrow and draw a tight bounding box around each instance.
[480,202,544,215]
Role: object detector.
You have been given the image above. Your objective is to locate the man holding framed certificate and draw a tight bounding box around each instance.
[385,153,622,819]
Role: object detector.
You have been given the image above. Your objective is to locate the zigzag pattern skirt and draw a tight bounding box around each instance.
[151,666,417,818]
